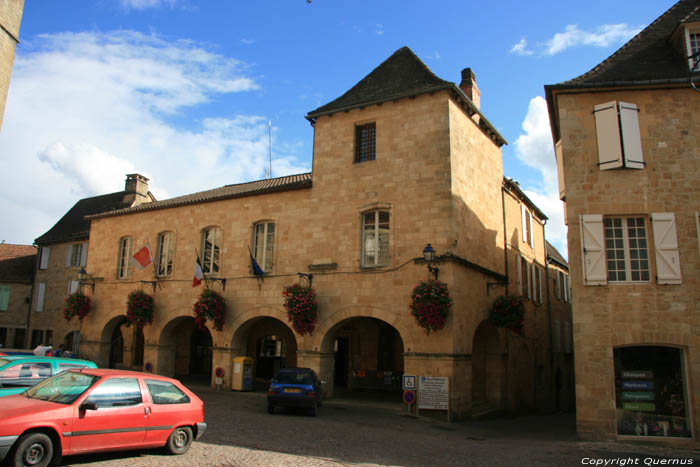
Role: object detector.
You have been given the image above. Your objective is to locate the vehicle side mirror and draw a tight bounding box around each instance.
[80,402,98,411]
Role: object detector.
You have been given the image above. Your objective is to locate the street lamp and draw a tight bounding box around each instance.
[422,244,439,280]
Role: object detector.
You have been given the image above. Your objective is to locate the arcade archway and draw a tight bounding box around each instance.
[472,320,506,411]
[231,316,297,384]
[158,316,212,382]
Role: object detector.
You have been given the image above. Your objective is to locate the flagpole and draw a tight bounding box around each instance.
[194,248,207,289]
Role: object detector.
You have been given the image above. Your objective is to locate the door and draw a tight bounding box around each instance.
[69,377,147,453]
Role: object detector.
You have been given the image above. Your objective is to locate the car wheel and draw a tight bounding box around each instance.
[165,426,193,455]
[12,432,54,467]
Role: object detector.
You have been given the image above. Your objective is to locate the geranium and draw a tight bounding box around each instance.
[64,291,91,321]
[193,288,226,331]
[489,295,525,335]
[410,279,452,333]
[126,290,155,329]
[282,284,317,335]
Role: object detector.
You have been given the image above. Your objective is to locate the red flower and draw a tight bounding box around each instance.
[410,279,452,334]
[282,284,317,335]
[193,289,226,331]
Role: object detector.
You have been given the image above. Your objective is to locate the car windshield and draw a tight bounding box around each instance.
[0,358,9,366]
[25,371,99,404]
[274,371,313,385]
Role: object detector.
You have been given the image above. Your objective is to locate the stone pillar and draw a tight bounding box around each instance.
[211,346,234,388]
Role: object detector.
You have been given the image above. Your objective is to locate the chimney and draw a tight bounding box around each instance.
[459,68,480,110]
[124,173,150,206]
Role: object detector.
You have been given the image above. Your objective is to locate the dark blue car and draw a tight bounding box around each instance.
[267,368,323,416]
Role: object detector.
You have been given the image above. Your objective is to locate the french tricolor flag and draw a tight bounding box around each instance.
[193,256,204,287]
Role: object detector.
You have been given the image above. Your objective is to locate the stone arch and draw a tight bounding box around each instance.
[472,320,507,411]
[157,315,212,380]
[96,315,128,369]
[316,312,406,399]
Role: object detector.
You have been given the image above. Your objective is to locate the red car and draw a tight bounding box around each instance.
[0,368,206,467]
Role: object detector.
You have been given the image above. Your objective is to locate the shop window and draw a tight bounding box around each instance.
[614,346,690,438]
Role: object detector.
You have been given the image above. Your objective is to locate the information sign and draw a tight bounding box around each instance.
[403,375,417,391]
[418,376,449,410]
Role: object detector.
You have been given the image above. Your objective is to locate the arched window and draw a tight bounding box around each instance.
[117,236,133,279]
[201,227,221,274]
[156,231,174,277]
[253,221,275,272]
[362,211,389,267]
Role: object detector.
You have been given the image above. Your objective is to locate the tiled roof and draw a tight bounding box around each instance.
[86,173,313,220]
[35,191,135,245]
[546,241,569,270]
[0,244,37,283]
[550,0,699,88]
[306,46,506,147]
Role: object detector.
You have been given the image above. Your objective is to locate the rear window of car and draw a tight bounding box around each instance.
[0,362,51,381]
[274,371,314,385]
[57,363,90,372]
[145,379,190,404]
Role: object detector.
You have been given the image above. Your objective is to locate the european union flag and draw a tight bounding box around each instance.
[248,247,264,277]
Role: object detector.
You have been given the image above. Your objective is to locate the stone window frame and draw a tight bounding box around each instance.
[252,220,276,273]
[354,122,376,163]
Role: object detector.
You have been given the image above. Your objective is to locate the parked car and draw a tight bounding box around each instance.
[267,367,323,416]
[0,349,33,356]
[0,368,206,467]
[0,355,97,397]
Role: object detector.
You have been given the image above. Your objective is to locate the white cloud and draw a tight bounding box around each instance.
[513,96,568,260]
[120,0,176,10]
[510,38,534,56]
[375,24,384,36]
[0,30,309,244]
[544,23,642,55]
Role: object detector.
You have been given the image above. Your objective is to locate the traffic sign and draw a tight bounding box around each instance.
[403,390,416,405]
[403,374,417,390]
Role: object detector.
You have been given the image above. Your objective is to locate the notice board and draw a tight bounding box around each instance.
[418,376,449,410]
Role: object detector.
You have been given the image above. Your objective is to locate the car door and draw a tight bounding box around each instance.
[68,377,148,453]
[142,378,194,444]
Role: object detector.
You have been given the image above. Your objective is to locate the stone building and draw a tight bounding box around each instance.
[31,174,154,353]
[0,243,35,348]
[0,0,23,132]
[72,47,569,418]
[545,0,700,444]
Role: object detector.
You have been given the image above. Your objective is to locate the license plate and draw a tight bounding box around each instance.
[283,388,301,393]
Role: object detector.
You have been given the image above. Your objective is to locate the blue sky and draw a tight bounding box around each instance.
[0,0,677,259]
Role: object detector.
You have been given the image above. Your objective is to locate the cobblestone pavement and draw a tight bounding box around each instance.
[57,384,700,467]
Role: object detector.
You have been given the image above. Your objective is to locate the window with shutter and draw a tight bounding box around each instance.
[516,254,522,296]
[35,283,46,312]
[0,286,10,311]
[580,214,607,285]
[80,242,88,267]
[39,247,50,270]
[67,280,79,296]
[594,101,644,170]
[651,213,682,285]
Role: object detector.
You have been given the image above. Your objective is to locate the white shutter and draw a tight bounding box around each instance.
[521,205,527,242]
[526,262,531,299]
[0,286,10,311]
[39,247,50,270]
[68,280,79,295]
[594,101,623,170]
[65,245,73,268]
[651,213,682,284]
[517,255,523,296]
[35,283,46,312]
[580,214,607,285]
[80,242,88,267]
[555,140,565,200]
[619,102,644,169]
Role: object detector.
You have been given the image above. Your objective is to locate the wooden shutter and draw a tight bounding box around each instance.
[67,280,79,296]
[0,287,9,311]
[65,245,73,268]
[39,247,50,270]
[35,283,46,312]
[521,205,527,242]
[651,213,682,284]
[526,261,531,299]
[516,255,523,296]
[580,214,607,285]
[80,242,88,267]
[619,102,644,169]
[594,101,623,170]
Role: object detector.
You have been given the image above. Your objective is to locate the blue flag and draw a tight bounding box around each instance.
[248,247,264,277]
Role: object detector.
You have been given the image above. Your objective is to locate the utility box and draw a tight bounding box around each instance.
[231,356,254,391]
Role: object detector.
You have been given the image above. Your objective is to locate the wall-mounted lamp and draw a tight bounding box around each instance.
[78,267,96,292]
[423,243,439,281]
[298,272,313,288]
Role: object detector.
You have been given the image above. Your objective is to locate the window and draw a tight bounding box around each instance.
[594,101,644,170]
[519,256,530,299]
[65,242,87,268]
[604,217,650,282]
[34,283,46,312]
[253,222,275,272]
[117,237,133,279]
[31,330,44,349]
[38,247,50,270]
[86,378,143,408]
[156,232,174,277]
[201,227,221,274]
[355,123,376,163]
[0,362,51,387]
[67,280,79,297]
[689,32,700,68]
[44,330,52,346]
[362,211,389,267]
[521,205,532,246]
[0,286,9,311]
[146,379,190,405]
[614,346,690,438]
